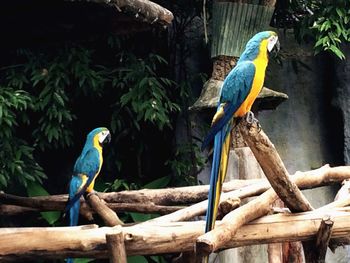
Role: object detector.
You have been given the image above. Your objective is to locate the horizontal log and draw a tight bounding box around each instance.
[80,0,174,26]
[0,179,255,211]
[196,165,350,253]
[1,208,350,260]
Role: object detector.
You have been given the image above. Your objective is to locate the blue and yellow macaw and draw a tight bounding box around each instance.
[64,127,111,227]
[202,31,280,233]
[65,127,111,263]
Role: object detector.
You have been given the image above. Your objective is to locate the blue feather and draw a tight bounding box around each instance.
[203,31,277,235]
[201,61,256,150]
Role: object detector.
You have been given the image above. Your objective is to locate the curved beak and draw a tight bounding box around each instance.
[103,133,112,145]
[269,39,280,58]
[274,39,280,53]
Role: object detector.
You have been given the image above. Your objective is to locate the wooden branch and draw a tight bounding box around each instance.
[0,198,183,216]
[238,119,313,212]
[196,188,278,254]
[0,179,255,212]
[268,243,282,263]
[99,179,256,205]
[87,193,124,226]
[335,179,350,201]
[146,180,270,224]
[195,165,350,254]
[86,0,174,26]
[328,179,350,252]
[316,216,334,262]
[218,197,240,217]
[1,208,350,260]
[106,226,127,263]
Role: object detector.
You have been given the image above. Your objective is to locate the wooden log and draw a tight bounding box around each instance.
[146,180,270,224]
[316,216,334,262]
[218,197,240,217]
[86,0,174,26]
[267,199,284,263]
[282,242,303,263]
[0,205,36,215]
[237,119,313,212]
[0,200,183,216]
[99,179,256,205]
[328,179,350,252]
[268,243,282,263]
[196,121,315,256]
[3,165,350,221]
[195,165,350,254]
[196,188,278,254]
[0,179,255,211]
[106,226,127,263]
[87,193,124,226]
[1,208,350,260]
[3,165,350,217]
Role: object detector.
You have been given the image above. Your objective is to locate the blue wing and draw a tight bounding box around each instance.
[201,61,256,150]
[203,61,256,233]
[65,148,100,218]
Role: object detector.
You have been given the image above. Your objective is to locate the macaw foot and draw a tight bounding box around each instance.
[84,190,99,199]
[245,111,261,131]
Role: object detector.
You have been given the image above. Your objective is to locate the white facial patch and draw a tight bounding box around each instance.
[267,35,278,52]
[98,130,110,144]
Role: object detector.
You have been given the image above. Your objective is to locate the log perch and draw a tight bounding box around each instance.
[1,208,350,260]
[87,193,124,226]
[316,216,334,262]
[106,226,127,263]
[196,122,326,254]
[238,119,313,213]
[89,0,174,26]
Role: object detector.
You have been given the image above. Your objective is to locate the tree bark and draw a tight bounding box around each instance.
[106,226,127,263]
[238,119,313,212]
[195,164,350,254]
[87,0,174,26]
[87,193,124,226]
[1,208,350,261]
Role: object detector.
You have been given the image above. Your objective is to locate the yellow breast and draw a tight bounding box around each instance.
[234,39,269,117]
[93,135,103,174]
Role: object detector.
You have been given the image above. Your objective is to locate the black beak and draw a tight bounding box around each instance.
[103,133,111,145]
[275,39,280,53]
[269,39,280,58]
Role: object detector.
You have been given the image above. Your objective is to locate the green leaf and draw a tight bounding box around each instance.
[329,45,346,59]
[127,256,148,263]
[71,258,94,263]
[129,212,153,222]
[150,256,167,263]
[27,182,61,225]
[143,175,170,189]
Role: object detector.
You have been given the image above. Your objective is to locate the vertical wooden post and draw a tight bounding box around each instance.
[268,243,283,263]
[315,216,334,262]
[106,226,127,263]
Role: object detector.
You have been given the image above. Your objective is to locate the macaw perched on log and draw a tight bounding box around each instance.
[202,31,280,233]
[64,127,111,227]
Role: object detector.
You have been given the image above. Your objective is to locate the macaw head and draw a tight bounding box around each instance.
[239,31,280,62]
[86,127,111,148]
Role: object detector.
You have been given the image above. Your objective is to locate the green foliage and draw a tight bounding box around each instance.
[166,142,205,186]
[0,87,46,188]
[26,182,61,225]
[311,3,350,59]
[0,38,180,190]
[279,0,350,59]
[113,53,179,131]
